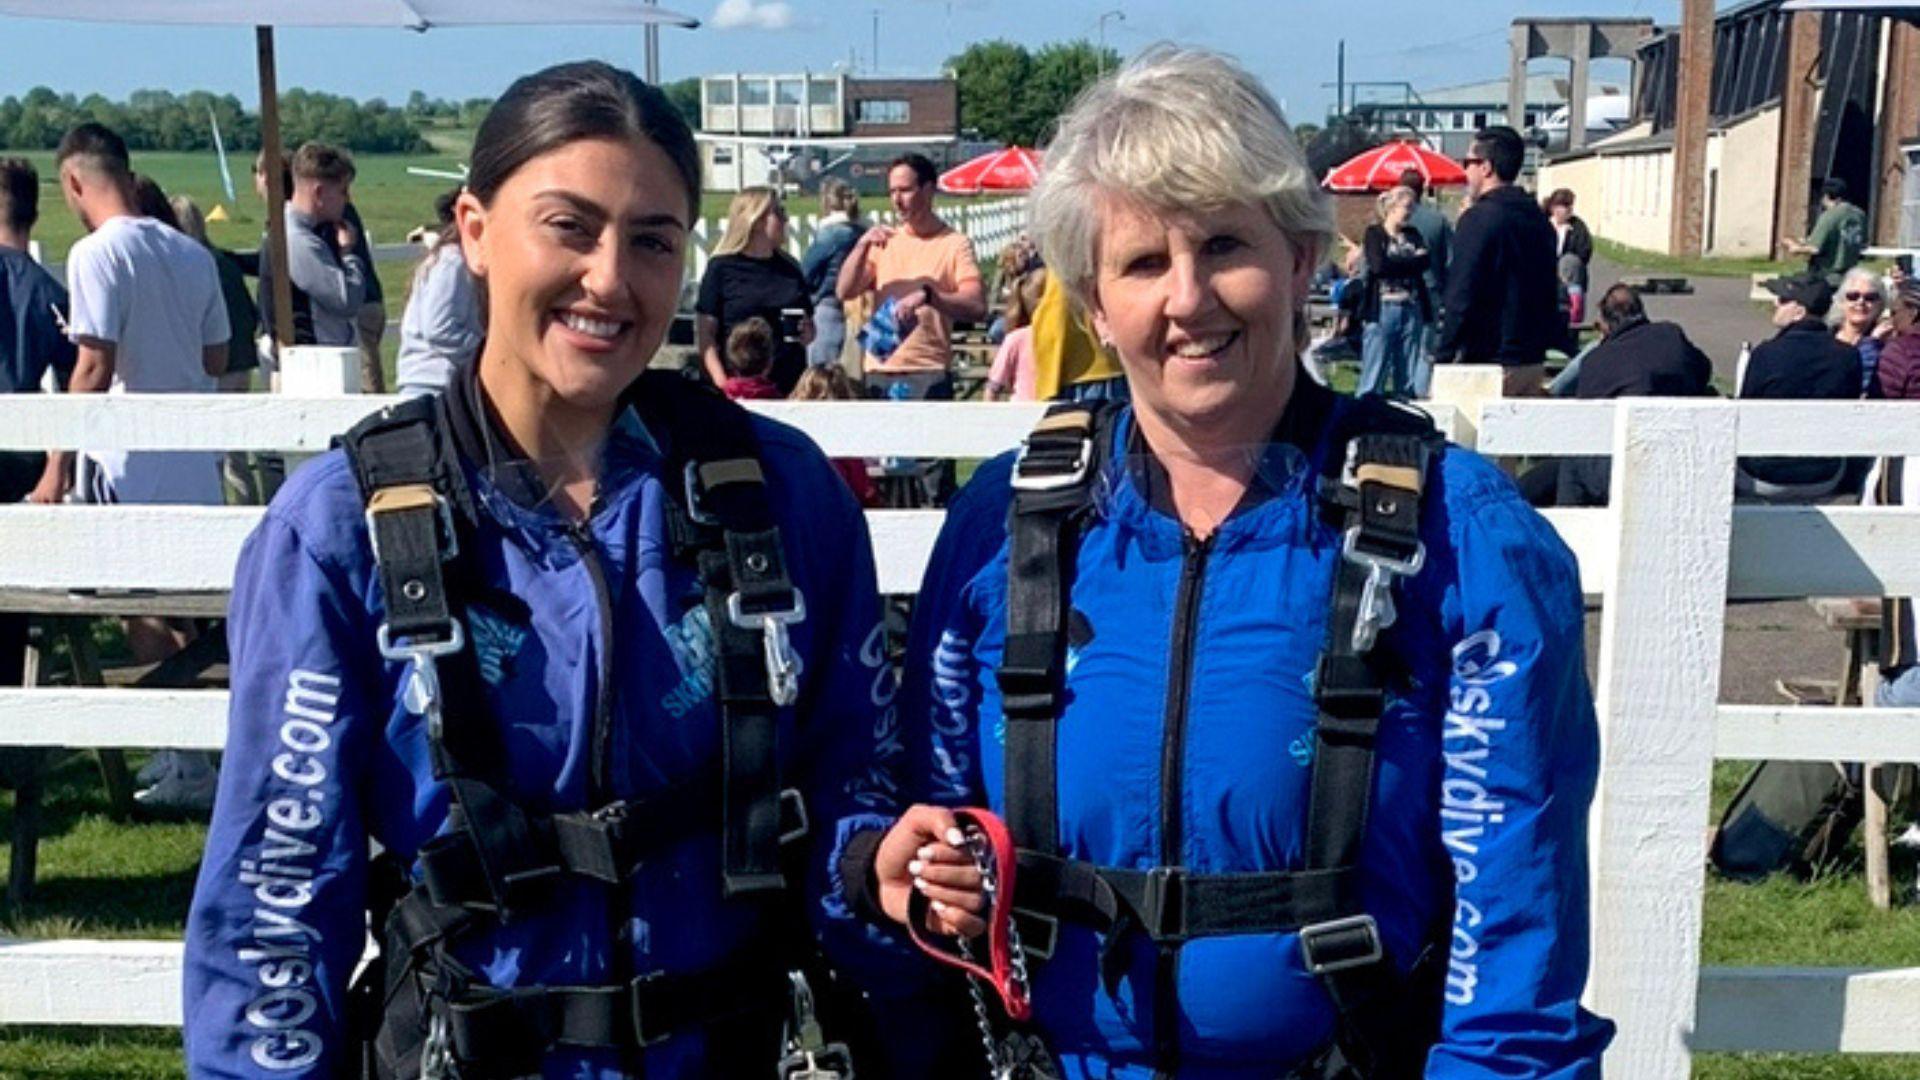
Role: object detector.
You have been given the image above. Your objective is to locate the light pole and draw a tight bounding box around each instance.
[1097,10,1124,74]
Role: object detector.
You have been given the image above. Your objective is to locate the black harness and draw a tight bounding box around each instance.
[339,372,823,1079]
[994,397,1447,1079]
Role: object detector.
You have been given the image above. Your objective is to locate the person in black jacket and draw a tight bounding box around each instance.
[1544,188,1592,285]
[1357,185,1430,397]
[1553,284,1714,505]
[1739,272,1863,499]
[1435,126,1560,395]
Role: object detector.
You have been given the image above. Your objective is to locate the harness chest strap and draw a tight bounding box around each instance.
[340,382,816,1073]
[993,401,1442,1075]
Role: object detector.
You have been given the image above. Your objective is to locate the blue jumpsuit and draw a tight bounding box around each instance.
[183,387,920,1078]
[901,383,1616,1078]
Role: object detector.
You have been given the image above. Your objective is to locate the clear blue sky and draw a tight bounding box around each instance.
[0,1,1692,131]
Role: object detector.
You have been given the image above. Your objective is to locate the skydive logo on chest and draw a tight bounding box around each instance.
[661,604,718,717]
[468,607,528,686]
[1441,629,1518,1008]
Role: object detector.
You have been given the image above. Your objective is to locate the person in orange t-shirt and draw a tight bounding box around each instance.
[835,153,985,400]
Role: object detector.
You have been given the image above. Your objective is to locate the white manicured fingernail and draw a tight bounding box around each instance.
[908,860,924,876]
[931,899,948,912]
[913,876,928,892]
[946,827,966,845]
[918,845,935,861]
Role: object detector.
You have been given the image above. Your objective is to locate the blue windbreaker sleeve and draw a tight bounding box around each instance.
[184,514,379,1079]
[781,437,981,1074]
[1422,459,1615,1078]
[899,453,1013,808]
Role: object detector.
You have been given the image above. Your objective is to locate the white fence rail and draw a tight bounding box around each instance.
[3,385,1920,1075]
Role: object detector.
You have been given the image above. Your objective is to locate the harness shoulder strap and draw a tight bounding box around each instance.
[625,371,808,897]
[998,401,1115,856]
[1301,397,1444,1076]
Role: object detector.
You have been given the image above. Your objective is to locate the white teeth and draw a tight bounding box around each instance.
[559,313,624,339]
[1172,334,1234,358]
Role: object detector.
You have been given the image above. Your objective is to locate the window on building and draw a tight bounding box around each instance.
[1452,111,1465,129]
[856,99,910,125]
[1472,111,1488,130]
[776,79,804,106]
[707,80,735,106]
[713,145,734,166]
[741,79,771,106]
[1426,111,1438,128]
[809,79,837,107]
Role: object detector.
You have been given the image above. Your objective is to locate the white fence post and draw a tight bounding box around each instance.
[1588,400,1738,1078]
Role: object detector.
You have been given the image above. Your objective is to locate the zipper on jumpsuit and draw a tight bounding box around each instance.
[564,515,637,1053]
[1152,529,1212,1076]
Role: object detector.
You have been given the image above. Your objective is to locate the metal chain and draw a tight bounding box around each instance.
[952,822,1041,1079]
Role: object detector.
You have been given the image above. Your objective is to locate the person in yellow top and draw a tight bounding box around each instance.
[1028,268,1128,401]
[835,152,986,400]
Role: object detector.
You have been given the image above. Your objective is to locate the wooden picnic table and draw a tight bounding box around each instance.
[3,589,227,909]
[1810,596,1897,909]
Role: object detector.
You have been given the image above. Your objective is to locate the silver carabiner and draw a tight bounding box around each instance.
[379,621,466,741]
[1340,527,1424,654]
[1351,562,1398,654]
[727,591,807,707]
[420,1011,454,1080]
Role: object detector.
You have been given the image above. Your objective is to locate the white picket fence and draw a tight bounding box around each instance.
[2,385,1920,1073]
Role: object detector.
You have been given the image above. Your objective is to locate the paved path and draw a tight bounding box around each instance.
[1588,253,1769,386]
[1571,257,1845,712]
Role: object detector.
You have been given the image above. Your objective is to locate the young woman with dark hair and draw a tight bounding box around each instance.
[184,60,938,1079]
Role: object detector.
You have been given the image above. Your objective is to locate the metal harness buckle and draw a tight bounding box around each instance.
[1339,527,1425,653]
[727,589,807,707]
[378,621,467,743]
[780,970,854,1079]
[420,1010,455,1080]
[1297,913,1385,975]
[365,484,460,564]
[1009,433,1094,492]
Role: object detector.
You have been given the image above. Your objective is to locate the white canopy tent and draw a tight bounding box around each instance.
[0,0,700,351]
[1781,0,1920,15]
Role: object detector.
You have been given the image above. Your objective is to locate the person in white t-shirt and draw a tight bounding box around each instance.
[33,123,230,815]
[31,122,228,509]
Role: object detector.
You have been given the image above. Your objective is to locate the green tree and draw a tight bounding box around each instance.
[662,77,702,131]
[1026,41,1118,145]
[948,40,1036,145]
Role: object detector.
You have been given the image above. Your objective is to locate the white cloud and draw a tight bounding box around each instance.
[711,0,797,30]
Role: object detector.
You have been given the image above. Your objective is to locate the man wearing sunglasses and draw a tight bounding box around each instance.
[1737,272,1863,499]
[1434,126,1560,396]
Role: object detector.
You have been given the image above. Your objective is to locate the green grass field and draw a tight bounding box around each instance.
[1,755,1918,1076]
[16,142,766,265]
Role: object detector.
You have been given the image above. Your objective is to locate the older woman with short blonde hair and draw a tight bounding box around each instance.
[860,44,1614,1078]
[1834,265,1891,394]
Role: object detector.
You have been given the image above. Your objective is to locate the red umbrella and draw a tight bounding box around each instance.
[1322,141,1467,193]
[939,146,1043,194]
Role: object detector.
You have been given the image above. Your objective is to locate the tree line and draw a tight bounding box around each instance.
[1,87,433,153]
[947,39,1120,148]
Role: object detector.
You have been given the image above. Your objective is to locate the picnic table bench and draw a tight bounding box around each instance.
[2,589,226,910]
[1809,596,1902,910]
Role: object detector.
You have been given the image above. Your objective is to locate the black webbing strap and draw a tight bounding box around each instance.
[1000,404,1106,855]
[414,776,810,910]
[345,399,469,647]
[624,372,801,898]
[1011,852,1360,955]
[1300,424,1438,1077]
[442,957,789,1077]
